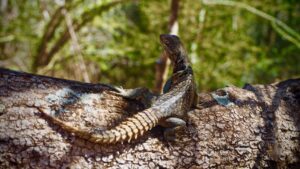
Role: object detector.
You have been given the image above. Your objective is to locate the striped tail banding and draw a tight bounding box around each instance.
[37,107,159,144]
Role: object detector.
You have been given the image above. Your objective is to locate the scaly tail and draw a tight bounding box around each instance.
[37,107,159,144]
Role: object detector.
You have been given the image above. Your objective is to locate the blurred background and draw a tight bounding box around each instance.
[0,0,299,92]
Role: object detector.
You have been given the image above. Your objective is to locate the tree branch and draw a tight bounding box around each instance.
[32,0,130,73]
[32,6,65,72]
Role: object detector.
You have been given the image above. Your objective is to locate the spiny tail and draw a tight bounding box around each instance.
[37,107,159,144]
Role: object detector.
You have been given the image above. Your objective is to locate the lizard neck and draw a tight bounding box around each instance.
[172,52,189,73]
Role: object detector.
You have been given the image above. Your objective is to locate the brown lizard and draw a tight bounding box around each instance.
[35,34,198,144]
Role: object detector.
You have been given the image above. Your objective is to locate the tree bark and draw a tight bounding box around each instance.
[0,68,299,168]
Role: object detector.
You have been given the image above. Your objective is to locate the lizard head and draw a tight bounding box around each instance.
[160,34,189,72]
[160,34,183,61]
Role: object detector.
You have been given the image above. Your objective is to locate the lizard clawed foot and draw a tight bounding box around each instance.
[161,117,187,141]
[163,125,187,141]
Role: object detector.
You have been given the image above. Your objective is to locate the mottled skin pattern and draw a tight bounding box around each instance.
[37,34,197,144]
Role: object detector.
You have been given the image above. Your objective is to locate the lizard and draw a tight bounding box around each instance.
[34,34,198,144]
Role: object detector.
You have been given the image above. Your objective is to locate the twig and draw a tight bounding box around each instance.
[62,8,90,82]
[202,0,300,47]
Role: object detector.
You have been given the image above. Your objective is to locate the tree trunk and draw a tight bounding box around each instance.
[0,68,299,168]
[154,0,180,94]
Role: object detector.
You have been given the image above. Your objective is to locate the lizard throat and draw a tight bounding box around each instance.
[172,53,188,73]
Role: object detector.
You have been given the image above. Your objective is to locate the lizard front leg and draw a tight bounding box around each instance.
[160,117,187,141]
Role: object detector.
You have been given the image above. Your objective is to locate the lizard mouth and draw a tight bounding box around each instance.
[159,34,171,45]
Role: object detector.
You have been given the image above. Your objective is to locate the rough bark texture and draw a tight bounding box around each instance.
[0,68,299,169]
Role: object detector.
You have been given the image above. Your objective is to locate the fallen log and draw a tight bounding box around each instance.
[0,68,299,168]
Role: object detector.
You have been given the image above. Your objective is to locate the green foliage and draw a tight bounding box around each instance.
[0,0,299,91]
